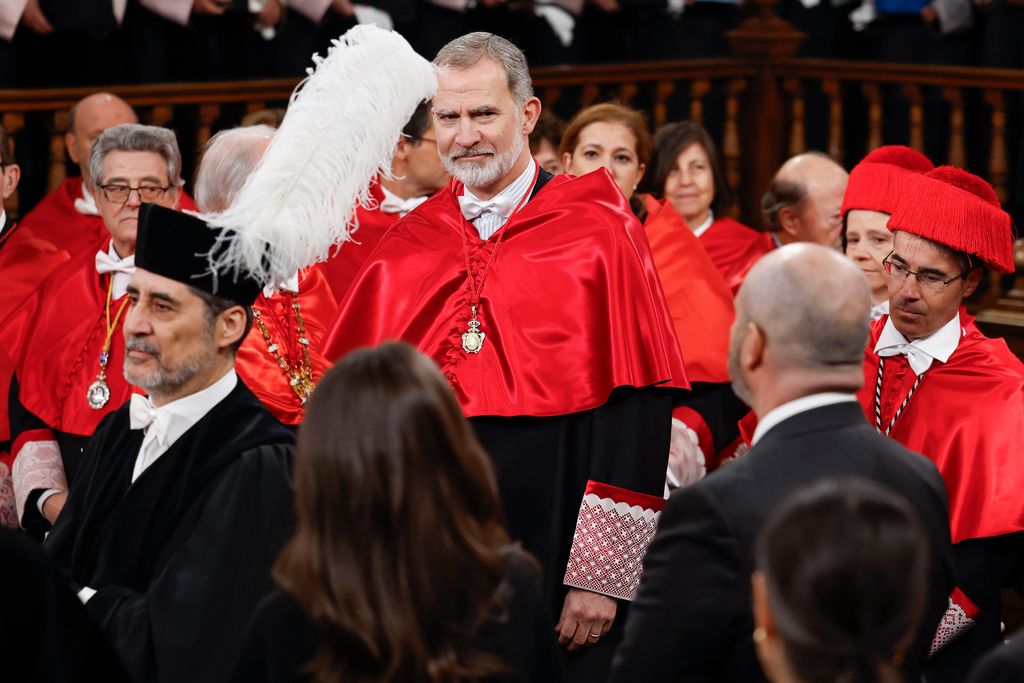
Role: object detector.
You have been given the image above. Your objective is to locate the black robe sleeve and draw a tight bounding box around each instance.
[83,444,295,683]
[608,483,753,683]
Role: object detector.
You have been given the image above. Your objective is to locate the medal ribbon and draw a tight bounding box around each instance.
[873,356,925,437]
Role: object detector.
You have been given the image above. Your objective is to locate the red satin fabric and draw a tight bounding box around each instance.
[318,181,402,301]
[857,315,1024,543]
[698,216,774,295]
[643,196,733,383]
[323,169,689,418]
[235,267,337,425]
[1,240,141,439]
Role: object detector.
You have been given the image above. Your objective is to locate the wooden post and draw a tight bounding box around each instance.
[725,0,805,228]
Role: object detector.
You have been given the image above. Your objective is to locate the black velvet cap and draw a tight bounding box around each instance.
[136,203,262,306]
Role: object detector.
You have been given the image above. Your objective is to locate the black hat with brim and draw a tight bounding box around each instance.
[136,203,262,306]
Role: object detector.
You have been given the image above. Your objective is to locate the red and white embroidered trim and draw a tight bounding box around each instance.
[0,462,18,529]
[929,588,980,657]
[11,439,66,523]
[563,480,666,601]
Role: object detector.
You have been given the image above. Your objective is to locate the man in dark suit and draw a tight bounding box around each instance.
[609,243,955,683]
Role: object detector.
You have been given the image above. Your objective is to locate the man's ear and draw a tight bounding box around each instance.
[2,164,21,201]
[778,204,801,239]
[65,131,80,165]
[217,305,249,352]
[393,135,411,162]
[742,321,765,373]
[962,267,983,299]
[522,97,542,136]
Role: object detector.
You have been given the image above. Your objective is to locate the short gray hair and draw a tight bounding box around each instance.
[434,32,534,106]
[88,123,183,191]
[194,125,275,213]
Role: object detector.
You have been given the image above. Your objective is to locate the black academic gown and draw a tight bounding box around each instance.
[0,527,131,683]
[229,549,564,683]
[472,386,674,683]
[610,402,955,683]
[45,379,295,683]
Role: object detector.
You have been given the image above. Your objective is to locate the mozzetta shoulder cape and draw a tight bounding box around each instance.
[323,169,689,417]
[858,316,1024,543]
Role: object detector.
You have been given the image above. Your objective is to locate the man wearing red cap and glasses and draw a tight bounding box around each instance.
[856,166,1024,681]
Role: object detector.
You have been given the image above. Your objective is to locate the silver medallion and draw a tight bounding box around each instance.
[86,378,111,410]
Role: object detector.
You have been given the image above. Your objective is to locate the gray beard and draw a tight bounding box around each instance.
[124,334,215,399]
[443,132,525,191]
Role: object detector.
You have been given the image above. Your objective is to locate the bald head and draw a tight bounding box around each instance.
[67,93,138,184]
[737,243,870,372]
[762,152,848,248]
[194,125,275,213]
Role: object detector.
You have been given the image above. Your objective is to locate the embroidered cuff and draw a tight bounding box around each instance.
[563,480,665,601]
[11,438,66,524]
[0,461,17,529]
[929,588,980,657]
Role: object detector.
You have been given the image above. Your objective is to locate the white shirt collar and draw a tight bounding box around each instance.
[379,186,429,217]
[874,312,962,376]
[96,241,136,300]
[461,161,536,240]
[691,210,715,238]
[870,299,890,321]
[130,370,238,482]
[74,183,101,216]
[262,272,300,298]
[0,209,7,233]
[751,392,858,446]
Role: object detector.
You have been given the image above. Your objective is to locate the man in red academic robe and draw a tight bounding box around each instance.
[3,123,183,534]
[856,166,1024,681]
[323,33,687,682]
[191,125,338,426]
[319,100,449,300]
[0,93,196,307]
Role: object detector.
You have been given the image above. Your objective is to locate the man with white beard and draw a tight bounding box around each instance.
[323,32,688,683]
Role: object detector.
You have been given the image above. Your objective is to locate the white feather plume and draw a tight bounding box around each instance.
[201,24,437,287]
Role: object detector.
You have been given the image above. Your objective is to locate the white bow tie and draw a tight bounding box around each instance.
[379,193,428,217]
[129,393,178,447]
[458,193,516,222]
[877,343,934,376]
[95,250,136,277]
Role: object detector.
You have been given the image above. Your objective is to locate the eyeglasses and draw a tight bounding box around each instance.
[98,183,171,204]
[881,256,965,292]
[401,133,436,144]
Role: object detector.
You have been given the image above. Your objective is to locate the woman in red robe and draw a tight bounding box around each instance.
[560,104,745,477]
[643,121,772,295]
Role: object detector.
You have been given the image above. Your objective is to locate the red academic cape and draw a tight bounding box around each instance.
[235,267,337,426]
[642,196,733,384]
[2,239,141,451]
[323,169,689,418]
[699,216,774,295]
[857,315,1024,544]
[318,180,402,301]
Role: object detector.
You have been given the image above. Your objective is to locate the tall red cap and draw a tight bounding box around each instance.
[887,166,1015,274]
[840,145,934,217]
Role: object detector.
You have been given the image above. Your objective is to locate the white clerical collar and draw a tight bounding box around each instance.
[461,160,536,240]
[751,392,857,446]
[691,210,715,238]
[74,182,101,216]
[262,272,300,298]
[0,209,7,234]
[870,299,890,321]
[874,312,962,376]
[379,186,429,217]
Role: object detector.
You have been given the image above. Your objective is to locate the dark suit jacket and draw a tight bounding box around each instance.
[609,400,955,683]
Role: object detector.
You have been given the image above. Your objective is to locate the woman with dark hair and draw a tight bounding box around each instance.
[561,104,738,481]
[752,478,929,683]
[230,342,562,683]
[645,121,771,294]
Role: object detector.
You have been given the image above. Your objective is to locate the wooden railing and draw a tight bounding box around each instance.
[3,4,1024,345]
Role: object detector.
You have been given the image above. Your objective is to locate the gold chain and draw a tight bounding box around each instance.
[252,293,315,403]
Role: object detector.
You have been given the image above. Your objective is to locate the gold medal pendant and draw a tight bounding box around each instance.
[87,371,111,410]
[462,306,486,354]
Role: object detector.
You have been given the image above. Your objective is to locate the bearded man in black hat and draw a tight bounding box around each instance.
[44,203,295,683]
